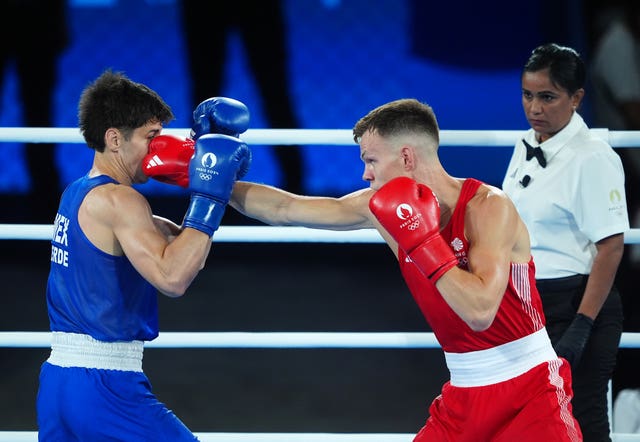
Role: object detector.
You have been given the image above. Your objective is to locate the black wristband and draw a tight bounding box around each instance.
[574,313,594,329]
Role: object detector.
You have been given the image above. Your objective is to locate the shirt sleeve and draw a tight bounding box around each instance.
[573,148,629,243]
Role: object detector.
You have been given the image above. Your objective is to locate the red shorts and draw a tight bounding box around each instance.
[414,358,582,442]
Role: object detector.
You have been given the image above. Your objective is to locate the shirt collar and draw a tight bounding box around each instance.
[523,112,585,164]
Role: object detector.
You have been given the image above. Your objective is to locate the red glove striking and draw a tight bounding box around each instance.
[369,176,458,281]
[142,135,195,187]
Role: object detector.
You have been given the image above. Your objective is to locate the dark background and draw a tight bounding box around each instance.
[0,0,596,196]
[1,0,639,435]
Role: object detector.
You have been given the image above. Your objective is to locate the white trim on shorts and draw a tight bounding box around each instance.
[444,328,557,387]
[47,331,144,372]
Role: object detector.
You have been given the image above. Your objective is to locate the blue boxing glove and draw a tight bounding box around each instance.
[183,134,251,237]
[190,97,250,140]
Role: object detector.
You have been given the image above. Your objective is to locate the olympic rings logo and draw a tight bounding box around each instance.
[407,220,420,230]
[199,173,213,181]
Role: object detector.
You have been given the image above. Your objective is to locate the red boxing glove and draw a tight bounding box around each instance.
[369,176,458,281]
[142,135,195,187]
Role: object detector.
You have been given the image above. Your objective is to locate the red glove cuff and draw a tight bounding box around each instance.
[409,234,458,282]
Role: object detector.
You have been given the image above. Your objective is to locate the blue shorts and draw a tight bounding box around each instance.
[36,362,199,441]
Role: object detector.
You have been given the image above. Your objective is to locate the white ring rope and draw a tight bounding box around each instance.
[2,127,640,442]
[0,224,386,243]
[0,432,636,442]
[1,433,639,442]
[3,224,640,245]
[1,331,640,349]
[0,432,419,442]
[1,127,640,147]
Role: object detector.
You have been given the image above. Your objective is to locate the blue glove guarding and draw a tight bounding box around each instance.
[190,97,250,140]
[183,134,251,236]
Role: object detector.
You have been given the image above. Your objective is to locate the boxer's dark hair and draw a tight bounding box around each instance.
[78,69,174,152]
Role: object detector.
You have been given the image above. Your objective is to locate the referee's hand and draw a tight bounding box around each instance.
[553,313,594,369]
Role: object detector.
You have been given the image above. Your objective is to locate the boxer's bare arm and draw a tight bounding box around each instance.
[153,215,182,242]
[435,188,522,331]
[79,183,211,298]
[230,181,375,230]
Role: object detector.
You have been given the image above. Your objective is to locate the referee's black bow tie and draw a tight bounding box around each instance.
[523,139,546,168]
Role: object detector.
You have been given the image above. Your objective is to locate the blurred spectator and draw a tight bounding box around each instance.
[181,0,304,194]
[591,0,640,241]
[0,0,68,222]
[591,0,640,133]
[613,388,640,433]
[590,0,640,419]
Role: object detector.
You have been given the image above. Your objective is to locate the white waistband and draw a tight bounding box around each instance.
[444,328,557,387]
[47,332,144,372]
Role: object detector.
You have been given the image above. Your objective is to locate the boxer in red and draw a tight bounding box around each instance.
[148,98,582,441]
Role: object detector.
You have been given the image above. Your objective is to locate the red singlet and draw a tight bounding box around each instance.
[399,178,582,442]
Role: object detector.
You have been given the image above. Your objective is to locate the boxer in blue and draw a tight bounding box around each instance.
[36,70,251,441]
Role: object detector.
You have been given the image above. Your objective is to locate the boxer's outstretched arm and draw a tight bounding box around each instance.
[230,181,375,230]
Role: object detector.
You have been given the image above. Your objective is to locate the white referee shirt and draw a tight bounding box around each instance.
[502,112,629,279]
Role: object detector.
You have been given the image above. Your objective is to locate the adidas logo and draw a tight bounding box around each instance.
[145,155,165,169]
